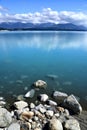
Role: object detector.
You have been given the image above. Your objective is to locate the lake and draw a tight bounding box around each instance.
[0,31,87,109]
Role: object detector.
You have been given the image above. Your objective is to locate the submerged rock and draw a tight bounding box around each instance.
[63,94,82,114]
[34,80,47,89]
[24,89,35,98]
[46,74,58,80]
[0,108,12,128]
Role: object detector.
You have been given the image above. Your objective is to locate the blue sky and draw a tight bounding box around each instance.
[0,0,87,26]
[0,0,87,13]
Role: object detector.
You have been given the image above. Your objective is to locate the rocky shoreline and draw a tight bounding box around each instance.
[0,80,87,130]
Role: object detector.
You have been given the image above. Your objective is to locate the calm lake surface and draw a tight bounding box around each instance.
[0,31,87,109]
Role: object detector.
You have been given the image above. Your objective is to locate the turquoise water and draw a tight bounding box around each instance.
[0,31,87,109]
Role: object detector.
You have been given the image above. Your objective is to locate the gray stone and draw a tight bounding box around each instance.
[63,94,82,114]
[53,91,68,103]
[45,110,54,118]
[8,123,20,130]
[30,103,35,109]
[39,94,49,102]
[47,100,57,106]
[64,119,81,130]
[48,118,63,130]
[17,95,25,101]
[0,108,12,128]
[24,89,35,98]
[14,101,28,110]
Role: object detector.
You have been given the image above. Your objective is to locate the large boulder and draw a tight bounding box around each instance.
[48,118,63,130]
[0,108,12,128]
[53,91,68,103]
[14,101,28,110]
[8,123,20,130]
[64,119,81,130]
[63,95,82,114]
[34,80,47,89]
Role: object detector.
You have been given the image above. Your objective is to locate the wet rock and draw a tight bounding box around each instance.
[0,108,12,128]
[34,80,47,89]
[64,119,81,130]
[8,123,20,130]
[48,118,63,130]
[17,95,25,101]
[38,94,49,102]
[53,91,68,103]
[63,94,82,114]
[46,100,57,106]
[24,89,35,98]
[14,101,28,110]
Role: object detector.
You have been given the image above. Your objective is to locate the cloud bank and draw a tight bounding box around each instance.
[0,7,87,27]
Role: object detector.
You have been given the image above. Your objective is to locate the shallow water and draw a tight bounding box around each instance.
[0,31,87,109]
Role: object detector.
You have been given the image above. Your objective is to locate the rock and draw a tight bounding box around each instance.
[39,106,46,114]
[21,111,34,120]
[64,119,81,130]
[46,100,57,106]
[34,128,42,130]
[63,94,82,114]
[0,108,12,128]
[33,116,39,121]
[57,107,65,113]
[64,109,70,116]
[8,123,20,130]
[20,122,31,130]
[54,113,60,118]
[0,101,6,106]
[34,80,47,89]
[14,101,28,110]
[53,91,68,103]
[45,110,54,118]
[38,94,49,102]
[0,97,4,101]
[24,89,35,98]
[48,118,63,130]
[31,121,37,129]
[30,103,35,109]
[17,95,25,101]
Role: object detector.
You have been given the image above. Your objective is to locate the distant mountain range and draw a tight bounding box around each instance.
[0,22,87,31]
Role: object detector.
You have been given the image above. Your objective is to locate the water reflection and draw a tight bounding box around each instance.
[0,31,87,51]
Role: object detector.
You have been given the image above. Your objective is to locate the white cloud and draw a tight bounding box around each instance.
[0,7,87,27]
